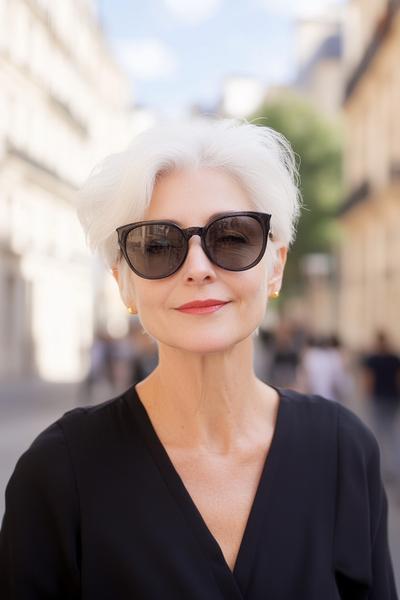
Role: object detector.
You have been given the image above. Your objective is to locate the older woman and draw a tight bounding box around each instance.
[0,119,397,599]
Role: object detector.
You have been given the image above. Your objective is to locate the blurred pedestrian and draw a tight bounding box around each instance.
[253,328,275,383]
[111,332,136,391]
[299,335,351,403]
[78,330,116,402]
[362,331,400,486]
[269,321,300,388]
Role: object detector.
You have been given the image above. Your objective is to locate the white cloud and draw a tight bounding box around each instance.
[163,0,223,25]
[257,0,346,18]
[113,38,178,80]
[222,77,265,118]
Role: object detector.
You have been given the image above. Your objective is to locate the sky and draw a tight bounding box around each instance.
[98,0,346,117]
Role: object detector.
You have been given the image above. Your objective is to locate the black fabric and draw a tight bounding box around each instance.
[0,385,397,599]
[363,353,400,400]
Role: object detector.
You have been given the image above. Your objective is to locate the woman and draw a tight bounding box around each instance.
[0,118,397,599]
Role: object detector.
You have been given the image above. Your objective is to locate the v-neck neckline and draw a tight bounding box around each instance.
[126,383,289,598]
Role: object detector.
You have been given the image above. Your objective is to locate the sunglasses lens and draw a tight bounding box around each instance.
[125,223,185,278]
[121,214,269,279]
[205,215,265,270]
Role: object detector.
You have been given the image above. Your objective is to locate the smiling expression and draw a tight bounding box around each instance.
[123,167,277,353]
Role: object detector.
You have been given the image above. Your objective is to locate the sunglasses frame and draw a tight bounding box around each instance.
[116,211,272,280]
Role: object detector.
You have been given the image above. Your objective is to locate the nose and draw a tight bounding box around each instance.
[181,236,217,283]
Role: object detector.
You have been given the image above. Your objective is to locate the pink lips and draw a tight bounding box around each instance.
[176,299,230,314]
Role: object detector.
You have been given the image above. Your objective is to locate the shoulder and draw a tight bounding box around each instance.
[9,393,130,491]
[5,420,77,515]
[335,401,379,461]
[56,391,130,439]
[279,387,339,421]
[11,417,70,481]
[281,388,378,458]
[282,394,384,518]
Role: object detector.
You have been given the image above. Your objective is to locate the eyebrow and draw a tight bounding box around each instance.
[162,212,232,227]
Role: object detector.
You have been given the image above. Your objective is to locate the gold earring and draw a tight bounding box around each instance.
[270,291,280,299]
[127,306,136,314]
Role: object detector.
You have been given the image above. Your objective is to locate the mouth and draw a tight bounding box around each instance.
[175,299,230,314]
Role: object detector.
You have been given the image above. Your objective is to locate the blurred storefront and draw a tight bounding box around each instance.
[338,0,400,350]
[0,0,135,381]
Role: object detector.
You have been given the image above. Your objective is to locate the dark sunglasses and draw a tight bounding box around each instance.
[116,211,272,280]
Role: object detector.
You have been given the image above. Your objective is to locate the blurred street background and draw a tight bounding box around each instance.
[1,0,400,590]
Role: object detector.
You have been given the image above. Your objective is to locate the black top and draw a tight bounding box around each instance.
[0,385,397,599]
[363,353,400,399]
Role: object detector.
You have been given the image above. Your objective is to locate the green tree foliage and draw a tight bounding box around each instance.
[250,93,343,295]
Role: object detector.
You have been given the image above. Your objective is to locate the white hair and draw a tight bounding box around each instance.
[76,117,301,271]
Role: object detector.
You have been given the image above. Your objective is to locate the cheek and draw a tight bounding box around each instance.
[130,283,167,339]
[136,283,163,312]
[134,281,171,330]
[238,261,268,299]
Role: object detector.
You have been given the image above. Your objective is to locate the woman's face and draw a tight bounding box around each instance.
[117,167,286,354]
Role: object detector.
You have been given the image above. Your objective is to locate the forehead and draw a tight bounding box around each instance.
[144,167,254,226]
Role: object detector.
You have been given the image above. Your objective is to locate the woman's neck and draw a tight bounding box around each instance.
[135,336,279,454]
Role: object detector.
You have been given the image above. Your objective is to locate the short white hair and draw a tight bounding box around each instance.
[76,117,301,270]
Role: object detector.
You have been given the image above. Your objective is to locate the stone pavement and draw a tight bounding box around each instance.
[0,378,399,591]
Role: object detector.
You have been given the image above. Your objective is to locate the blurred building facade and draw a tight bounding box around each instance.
[0,0,135,381]
[291,10,345,337]
[339,0,400,350]
[262,9,346,338]
[294,8,345,118]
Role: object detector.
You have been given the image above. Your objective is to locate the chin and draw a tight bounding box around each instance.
[166,329,253,355]
[182,341,236,355]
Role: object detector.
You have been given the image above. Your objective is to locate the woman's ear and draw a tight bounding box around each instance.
[111,267,119,283]
[111,264,137,313]
[268,245,288,297]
